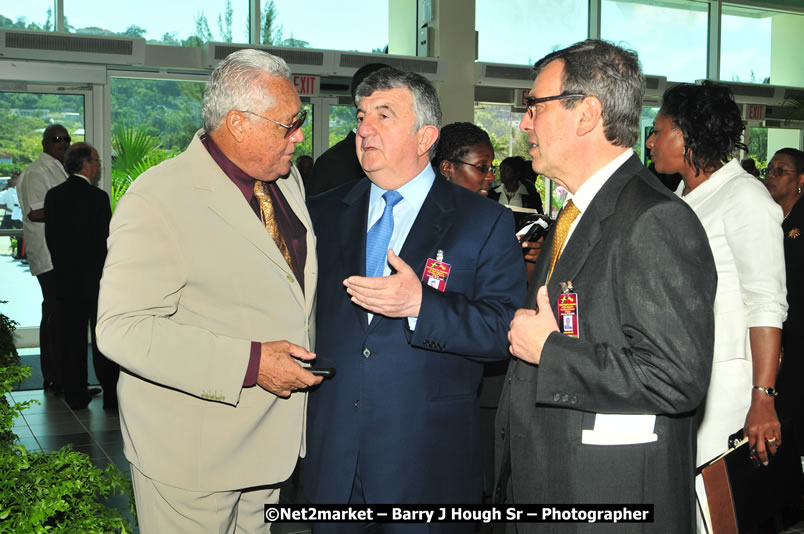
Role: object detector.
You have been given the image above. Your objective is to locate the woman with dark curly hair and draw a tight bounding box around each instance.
[432,122,496,195]
[647,81,787,469]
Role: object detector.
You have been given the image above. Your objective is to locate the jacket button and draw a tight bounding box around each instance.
[362,348,371,358]
[286,274,295,284]
[553,393,561,402]
[561,394,569,403]
[570,395,578,404]
[354,400,360,408]
[500,427,506,440]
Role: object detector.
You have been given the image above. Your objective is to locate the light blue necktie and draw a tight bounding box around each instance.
[365,190,403,278]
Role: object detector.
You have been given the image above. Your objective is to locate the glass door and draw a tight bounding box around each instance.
[0,87,91,345]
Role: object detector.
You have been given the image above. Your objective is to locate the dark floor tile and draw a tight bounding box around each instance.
[37,432,95,451]
[99,440,125,459]
[27,418,87,437]
[10,425,34,440]
[79,416,121,433]
[23,411,79,426]
[91,428,125,444]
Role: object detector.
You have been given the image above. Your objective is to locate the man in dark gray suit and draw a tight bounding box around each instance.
[495,40,717,533]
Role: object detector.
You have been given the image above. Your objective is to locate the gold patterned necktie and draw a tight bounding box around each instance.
[547,199,580,282]
[253,181,294,271]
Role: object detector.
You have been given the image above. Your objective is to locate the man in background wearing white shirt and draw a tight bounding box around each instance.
[19,124,71,394]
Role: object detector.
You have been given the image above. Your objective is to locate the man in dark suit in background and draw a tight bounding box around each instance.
[306,62,389,197]
[45,142,118,410]
[495,40,717,533]
[306,67,526,533]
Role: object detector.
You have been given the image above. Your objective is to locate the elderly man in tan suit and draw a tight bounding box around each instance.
[97,49,322,533]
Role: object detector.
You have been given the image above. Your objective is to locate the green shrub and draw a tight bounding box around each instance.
[0,309,134,533]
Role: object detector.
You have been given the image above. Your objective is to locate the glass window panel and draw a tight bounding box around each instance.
[0,1,55,32]
[328,104,356,149]
[64,0,250,45]
[260,0,388,52]
[601,0,708,82]
[721,5,772,83]
[474,103,548,213]
[296,102,313,158]
[0,91,85,330]
[110,77,205,207]
[475,0,587,65]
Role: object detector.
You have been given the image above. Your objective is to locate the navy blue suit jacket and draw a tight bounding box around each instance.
[305,175,526,504]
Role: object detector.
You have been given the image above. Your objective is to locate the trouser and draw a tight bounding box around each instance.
[59,297,119,406]
[130,465,278,534]
[36,270,62,387]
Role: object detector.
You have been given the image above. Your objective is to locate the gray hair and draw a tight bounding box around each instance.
[63,142,95,175]
[533,39,644,148]
[355,67,442,159]
[202,49,291,132]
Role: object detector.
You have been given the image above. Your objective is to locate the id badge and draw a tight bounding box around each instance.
[556,282,579,338]
[422,254,451,293]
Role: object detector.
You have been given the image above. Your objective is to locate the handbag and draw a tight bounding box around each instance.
[695,426,802,533]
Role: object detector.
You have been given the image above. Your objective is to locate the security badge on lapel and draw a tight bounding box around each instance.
[421,249,451,292]
[557,281,579,338]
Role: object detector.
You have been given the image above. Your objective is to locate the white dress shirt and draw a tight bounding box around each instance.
[19,152,68,275]
[365,164,436,325]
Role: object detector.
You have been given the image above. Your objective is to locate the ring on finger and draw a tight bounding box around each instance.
[766,436,777,443]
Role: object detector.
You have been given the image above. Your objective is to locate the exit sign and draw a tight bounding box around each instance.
[747,104,765,120]
[293,75,319,96]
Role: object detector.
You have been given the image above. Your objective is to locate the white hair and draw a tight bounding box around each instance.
[201,49,291,132]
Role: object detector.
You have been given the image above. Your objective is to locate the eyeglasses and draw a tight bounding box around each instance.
[763,167,796,178]
[454,160,498,175]
[50,135,71,144]
[241,109,307,138]
[525,93,586,118]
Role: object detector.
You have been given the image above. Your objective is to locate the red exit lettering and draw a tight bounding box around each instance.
[293,75,318,96]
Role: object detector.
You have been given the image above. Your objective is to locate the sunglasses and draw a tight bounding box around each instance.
[241,109,307,138]
[454,160,498,175]
[50,135,71,144]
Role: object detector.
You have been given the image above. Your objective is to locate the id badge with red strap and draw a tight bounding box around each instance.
[422,249,451,292]
[556,281,579,338]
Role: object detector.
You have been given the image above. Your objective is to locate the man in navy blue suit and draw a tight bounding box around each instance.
[305,68,526,533]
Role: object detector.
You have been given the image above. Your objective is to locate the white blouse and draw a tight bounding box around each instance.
[677,158,788,464]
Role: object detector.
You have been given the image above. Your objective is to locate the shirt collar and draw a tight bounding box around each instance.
[201,133,257,202]
[569,148,634,213]
[73,173,91,184]
[369,163,436,212]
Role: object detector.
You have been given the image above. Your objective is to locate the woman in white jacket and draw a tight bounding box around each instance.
[646,81,787,468]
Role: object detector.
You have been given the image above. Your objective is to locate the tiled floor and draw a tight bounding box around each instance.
[7,386,804,534]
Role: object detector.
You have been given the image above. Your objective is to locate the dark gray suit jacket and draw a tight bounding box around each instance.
[495,154,717,533]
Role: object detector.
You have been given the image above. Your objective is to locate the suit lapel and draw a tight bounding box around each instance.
[187,135,305,310]
[276,168,317,315]
[339,179,372,332]
[368,177,456,332]
[531,154,643,310]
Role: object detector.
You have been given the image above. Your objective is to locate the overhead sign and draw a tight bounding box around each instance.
[747,104,765,121]
[520,90,530,107]
[293,75,319,97]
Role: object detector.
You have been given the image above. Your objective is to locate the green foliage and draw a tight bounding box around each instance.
[0,308,134,532]
[111,122,177,209]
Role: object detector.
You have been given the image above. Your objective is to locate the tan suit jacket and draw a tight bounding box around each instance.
[97,132,317,491]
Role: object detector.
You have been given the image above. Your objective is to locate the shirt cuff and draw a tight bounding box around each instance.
[243,341,261,387]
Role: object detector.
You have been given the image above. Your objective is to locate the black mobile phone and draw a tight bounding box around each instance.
[310,368,336,378]
[520,215,553,243]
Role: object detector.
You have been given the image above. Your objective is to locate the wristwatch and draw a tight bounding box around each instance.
[753,385,778,397]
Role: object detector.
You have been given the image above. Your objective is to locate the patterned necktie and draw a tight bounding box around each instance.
[253,181,294,271]
[547,199,580,282]
[365,190,403,278]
